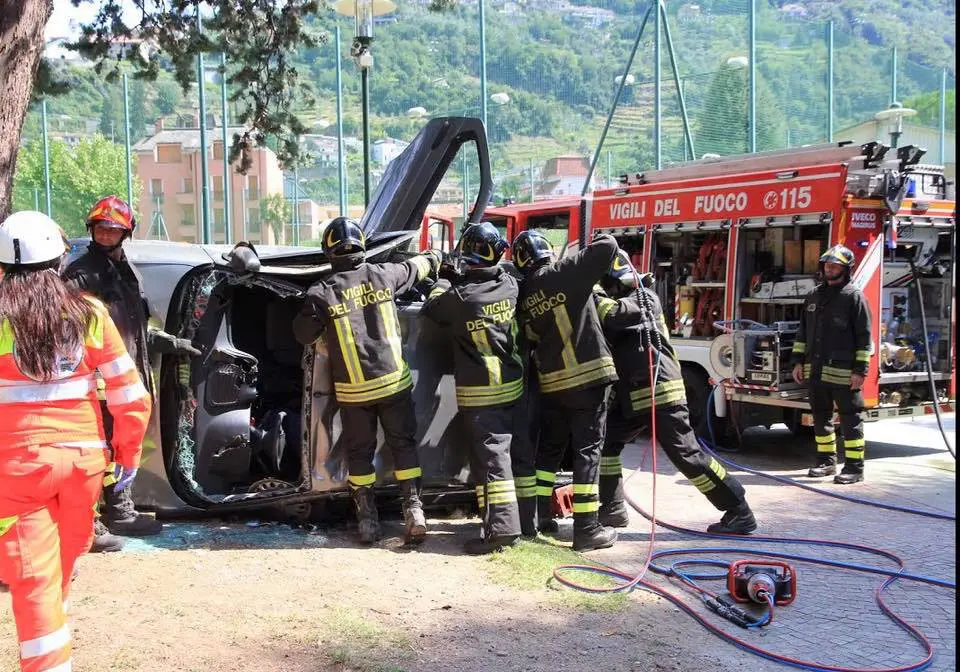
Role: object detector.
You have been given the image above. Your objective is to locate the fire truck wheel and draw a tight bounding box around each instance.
[784,409,814,438]
[681,365,732,445]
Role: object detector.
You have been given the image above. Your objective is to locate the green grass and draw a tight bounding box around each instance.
[320,606,415,672]
[484,537,630,612]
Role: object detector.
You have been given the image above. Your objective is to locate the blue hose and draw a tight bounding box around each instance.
[704,387,956,521]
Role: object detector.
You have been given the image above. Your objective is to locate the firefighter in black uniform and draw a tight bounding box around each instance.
[64,196,197,552]
[514,230,620,552]
[791,245,872,484]
[422,223,524,554]
[293,217,439,544]
[595,251,757,534]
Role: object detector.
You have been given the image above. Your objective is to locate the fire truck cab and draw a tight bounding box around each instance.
[488,142,956,440]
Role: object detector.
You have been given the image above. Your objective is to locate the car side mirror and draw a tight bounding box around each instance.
[223,241,261,274]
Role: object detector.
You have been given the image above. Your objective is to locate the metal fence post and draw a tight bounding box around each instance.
[197,11,212,244]
[654,0,662,169]
[827,21,834,143]
[336,25,347,217]
[940,68,947,164]
[748,0,756,152]
[891,45,898,105]
[123,74,134,208]
[221,52,232,245]
[41,99,51,216]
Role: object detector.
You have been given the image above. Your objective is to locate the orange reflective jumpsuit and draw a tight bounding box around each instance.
[0,300,151,672]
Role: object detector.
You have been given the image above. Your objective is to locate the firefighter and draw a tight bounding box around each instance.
[292,217,439,544]
[0,211,151,672]
[791,245,872,484]
[595,251,758,534]
[422,222,525,554]
[514,230,620,552]
[63,196,195,552]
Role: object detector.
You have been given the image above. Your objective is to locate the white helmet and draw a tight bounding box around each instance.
[0,211,66,266]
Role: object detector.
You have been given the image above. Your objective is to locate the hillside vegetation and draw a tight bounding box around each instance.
[25,0,956,205]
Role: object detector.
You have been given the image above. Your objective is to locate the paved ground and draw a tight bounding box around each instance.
[586,414,957,672]
[0,414,954,672]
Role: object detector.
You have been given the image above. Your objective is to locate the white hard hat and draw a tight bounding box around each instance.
[0,211,67,266]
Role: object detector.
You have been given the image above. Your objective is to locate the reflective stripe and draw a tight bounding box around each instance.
[536,486,554,496]
[708,458,727,482]
[572,501,600,513]
[514,476,536,487]
[539,357,616,394]
[817,445,837,453]
[348,473,377,488]
[844,438,865,448]
[469,329,502,387]
[379,303,405,373]
[596,296,617,322]
[599,456,623,476]
[0,376,96,404]
[334,369,413,404]
[103,461,118,486]
[855,350,870,363]
[844,450,865,460]
[455,378,523,408]
[815,433,836,444]
[485,480,516,493]
[104,380,148,406]
[98,353,136,378]
[689,474,717,494]
[20,624,70,659]
[62,601,69,615]
[552,305,578,371]
[428,285,446,300]
[60,440,109,450]
[630,379,686,411]
[821,366,852,386]
[792,342,806,354]
[333,317,365,384]
[572,483,599,495]
[0,515,17,537]
[410,255,432,280]
[395,467,422,481]
[486,491,518,506]
[536,470,557,483]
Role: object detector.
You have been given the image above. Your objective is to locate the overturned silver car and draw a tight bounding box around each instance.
[70,118,517,518]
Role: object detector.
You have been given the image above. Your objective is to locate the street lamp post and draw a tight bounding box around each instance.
[334,0,397,208]
[875,102,917,149]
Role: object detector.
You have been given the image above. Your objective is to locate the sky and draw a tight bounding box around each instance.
[46,0,142,40]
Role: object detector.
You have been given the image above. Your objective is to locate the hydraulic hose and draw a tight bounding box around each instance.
[703,389,956,521]
[907,256,955,458]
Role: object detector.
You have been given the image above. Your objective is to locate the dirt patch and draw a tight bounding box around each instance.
[0,516,745,672]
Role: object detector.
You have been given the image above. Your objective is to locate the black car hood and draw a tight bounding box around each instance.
[360,117,493,236]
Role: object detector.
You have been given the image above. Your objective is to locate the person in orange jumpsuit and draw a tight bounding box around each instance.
[0,211,151,672]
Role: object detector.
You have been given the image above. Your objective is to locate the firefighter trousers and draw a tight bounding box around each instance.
[508,390,538,536]
[809,385,865,473]
[0,444,107,672]
[465,406,521,539]
[536,385,611,528]
[603,403,746,512]
[340,390,423,489]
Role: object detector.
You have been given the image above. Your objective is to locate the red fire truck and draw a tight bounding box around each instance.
[485,142,956,439]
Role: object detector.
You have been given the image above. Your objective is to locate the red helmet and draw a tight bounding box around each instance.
[86,196,136,233]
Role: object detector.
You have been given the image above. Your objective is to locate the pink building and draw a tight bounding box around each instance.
[133,122,290,245]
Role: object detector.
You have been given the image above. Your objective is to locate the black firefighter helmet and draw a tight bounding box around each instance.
[512,229,554,273]
[456,222,509,267]
[322,217,366,257]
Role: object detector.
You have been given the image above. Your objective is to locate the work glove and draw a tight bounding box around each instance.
[421,249,443,275]
[149,329,201,356]
[113,464,139,492]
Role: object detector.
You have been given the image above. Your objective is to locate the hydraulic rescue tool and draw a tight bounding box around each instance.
[728,559,797,606]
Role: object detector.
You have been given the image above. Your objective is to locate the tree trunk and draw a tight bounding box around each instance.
[0,0,52,220]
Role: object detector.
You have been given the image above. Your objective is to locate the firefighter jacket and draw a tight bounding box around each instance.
[63,243,154,398]
[421,265,524,409]
[293,253,438,406]
[790,279,872,386]
[595,288,687,417]
[0,299,152,468]
[518,235,619,395]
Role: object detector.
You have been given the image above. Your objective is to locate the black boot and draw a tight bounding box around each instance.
[351,486,381,545]
[706,502,758,535]
[89,519,125,553]
[537,495,558,534]
[464,534,520,555]
[102,483,162,537]
[572,513,617,552]
[598,475,629,528]
[807,456,838,478]
[400,478,427,544]
[834,465,864,485]
[517,497,538,538]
